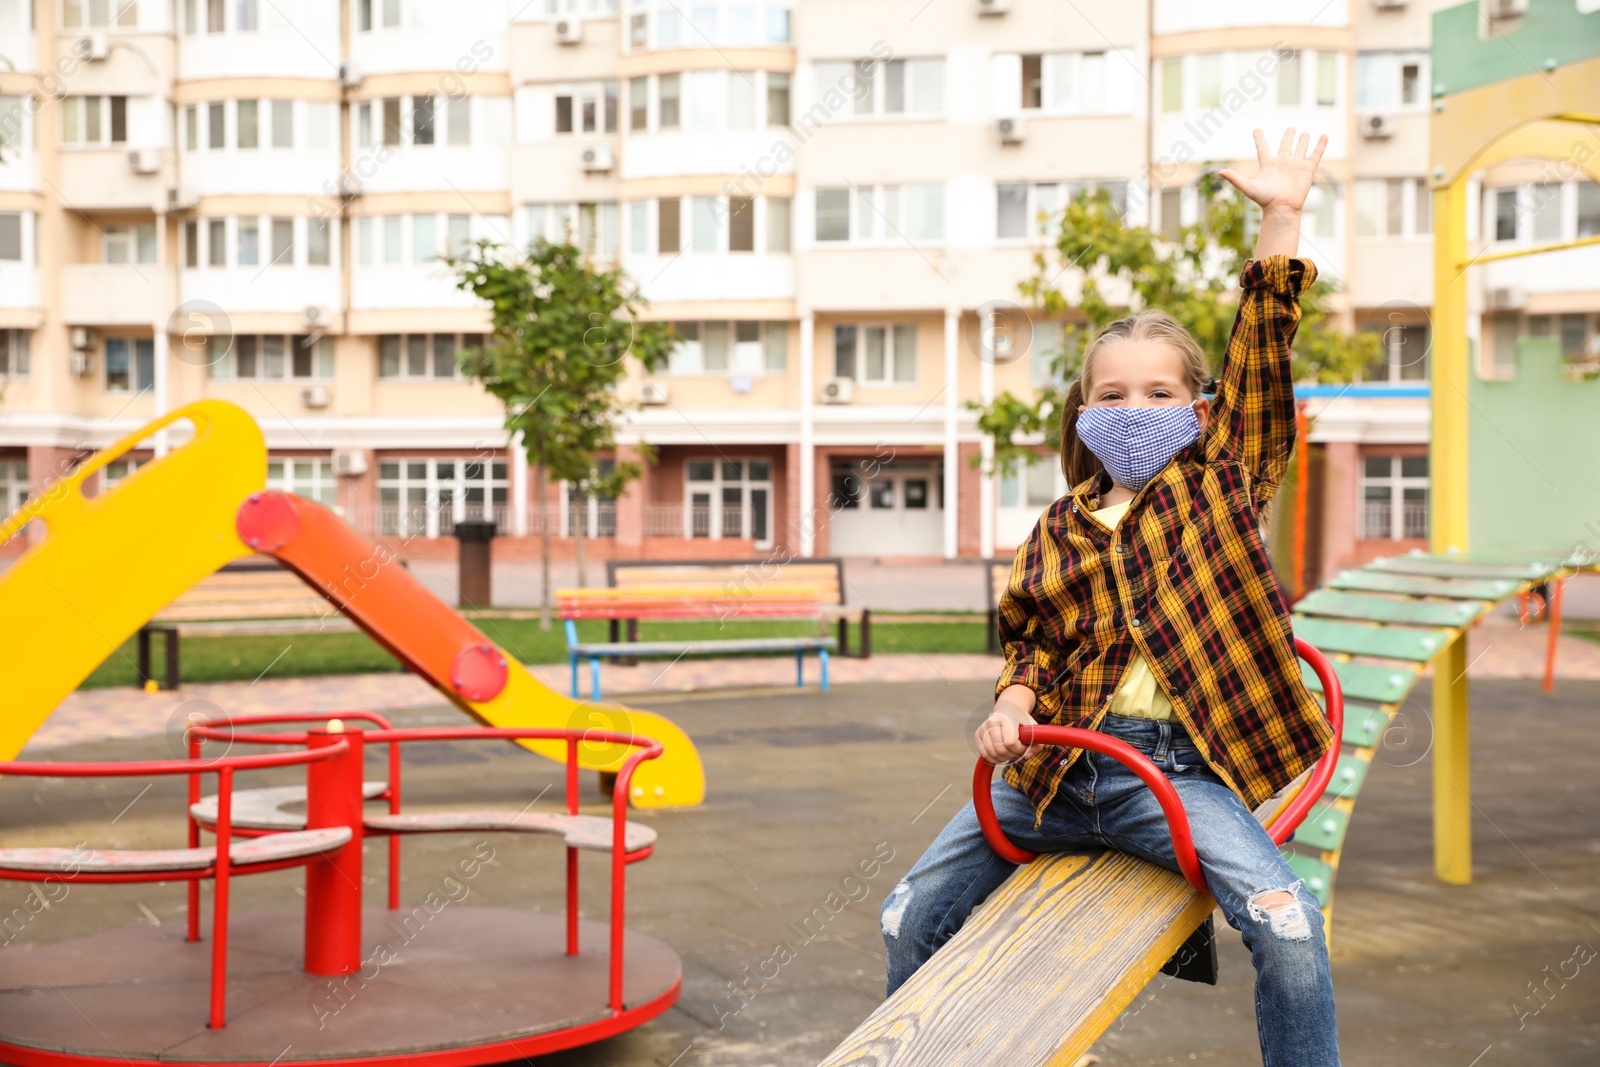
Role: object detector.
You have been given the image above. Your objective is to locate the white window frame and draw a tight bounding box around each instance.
[0,329,30,380]
[666,320,788,376]
[553,80,619,135]
[1359,455,1429,541]
[377,457,509,539]
[814,183,944,245]
[1354,51,1430,114]
[682,456,775,545]
[626,0,791,52]
[102,223,157,265]
[1352,177,1430,241]
[832,323,918,385]
[267,457,338,508]
[376,332,483,381]
[812,56,946,119]
[206,333,336,381]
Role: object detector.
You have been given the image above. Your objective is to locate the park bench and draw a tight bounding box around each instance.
[137,556,345,690]
[558,586,835,700]
[606,557,871,657]
[984,556,1015,654]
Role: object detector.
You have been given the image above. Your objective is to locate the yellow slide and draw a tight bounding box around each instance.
[0,400,703,807]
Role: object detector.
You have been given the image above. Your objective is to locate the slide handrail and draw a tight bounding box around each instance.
[974,638,1344,894]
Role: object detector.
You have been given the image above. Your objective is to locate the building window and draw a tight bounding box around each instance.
[628,78,648,130]
[1363,322,1430,382]
[0,459,27,519]
[833,324,916,384]
[0,213,20,261]
[1355,52,1428,111]
[1277,50,1301,106]
[208,335,335,380]
[61,96,128,145]
[658,74,680,128]
[1316,52,1337,105]
[237,99,259,148]
[1160,57,1183,112]
[378,458,508,538]
[102,458,142,489]
[102,223,156,265]
[1360,455,1428,541]
[1494,187,1519,241]
[684,458,772,543]
[0,329,30,379]
[104,338,155,393]
[377,333,482,380]
[565,458,616,538]
[668,320,787,375]
[767,72,790,125]
[267,458,336,507]
[1353,178,1429,240]
[814,184,944,243]
[997,180,1126,240]
[658,197,680,252]
[627,1,789,51]
[999,455,1063,510]
[814,57,945,117]
[554,81,619,134]
[271,99,293,148]
[767,197,791,252]
[64,0,138,27]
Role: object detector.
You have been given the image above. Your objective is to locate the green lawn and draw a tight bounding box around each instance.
[82,617,992,690]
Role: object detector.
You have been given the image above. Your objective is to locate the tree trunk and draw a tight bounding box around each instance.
[575,491,588,588]
[536,462,552,631]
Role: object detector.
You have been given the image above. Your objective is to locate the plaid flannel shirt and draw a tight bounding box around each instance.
[996,255,1335,825]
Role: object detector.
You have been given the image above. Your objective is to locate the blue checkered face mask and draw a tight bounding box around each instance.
[1076,404,1202,492]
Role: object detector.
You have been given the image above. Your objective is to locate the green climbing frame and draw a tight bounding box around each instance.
[1283,549,1595,910]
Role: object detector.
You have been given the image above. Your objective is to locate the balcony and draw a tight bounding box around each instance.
[1361,502,1428,541]
[58,147,172,211]
[61,264,178,327]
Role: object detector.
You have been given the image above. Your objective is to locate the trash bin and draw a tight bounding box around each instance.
[453,518,497,609]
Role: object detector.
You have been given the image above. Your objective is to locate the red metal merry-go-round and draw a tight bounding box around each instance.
[0,712,680,1067]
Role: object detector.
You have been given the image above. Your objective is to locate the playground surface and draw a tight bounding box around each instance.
[4,670,1596,1066]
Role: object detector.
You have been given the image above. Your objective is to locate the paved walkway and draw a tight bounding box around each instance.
[26,616,1600,753]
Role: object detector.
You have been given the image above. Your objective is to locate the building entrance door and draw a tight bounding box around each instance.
[827,460,943,557]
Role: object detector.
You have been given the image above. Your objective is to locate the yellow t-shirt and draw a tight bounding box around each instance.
[1089,499,1175,722]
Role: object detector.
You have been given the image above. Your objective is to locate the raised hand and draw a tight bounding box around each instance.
[1219,128,1328,218]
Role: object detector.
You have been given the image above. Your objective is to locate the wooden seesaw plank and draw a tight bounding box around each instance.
[818,851,1214,1067]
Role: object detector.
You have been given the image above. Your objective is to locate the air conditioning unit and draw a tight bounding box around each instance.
[821,377,854,404]
[70,327,94,352]
[80,34,109,61]
[167,186,199,212]
[1372,0,1408,9]
[996,115,1026,145]
[1361,114,1396,139]
[338,62,363,90]
[127,148,160,175]
[331,448,368,476]
[70,352,94,377]
[302,306,332,329]
[554,17,583,44]
[301,385,332,409]
[1486,0,1527,20]
[975,0,1011,14]
[1487,286,1526,311]
[638,381,669,406]
[581,144,614,172]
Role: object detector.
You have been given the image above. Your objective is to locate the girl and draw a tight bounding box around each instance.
[880,129,1340,1066]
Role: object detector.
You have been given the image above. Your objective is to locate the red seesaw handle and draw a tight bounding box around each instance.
[972,637,1345,894]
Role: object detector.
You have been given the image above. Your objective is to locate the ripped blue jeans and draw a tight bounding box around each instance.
[881,713,1340,1067]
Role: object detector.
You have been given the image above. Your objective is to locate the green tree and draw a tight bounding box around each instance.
[449,238,675,628]
[976,176,1380,486]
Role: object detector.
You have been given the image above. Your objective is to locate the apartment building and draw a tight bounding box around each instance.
[0,0,1593,580]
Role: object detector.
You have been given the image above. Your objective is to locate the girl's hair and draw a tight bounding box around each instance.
[1058,310,1214,487]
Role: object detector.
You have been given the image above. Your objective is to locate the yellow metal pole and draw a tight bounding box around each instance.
[1431,176,1473,884]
